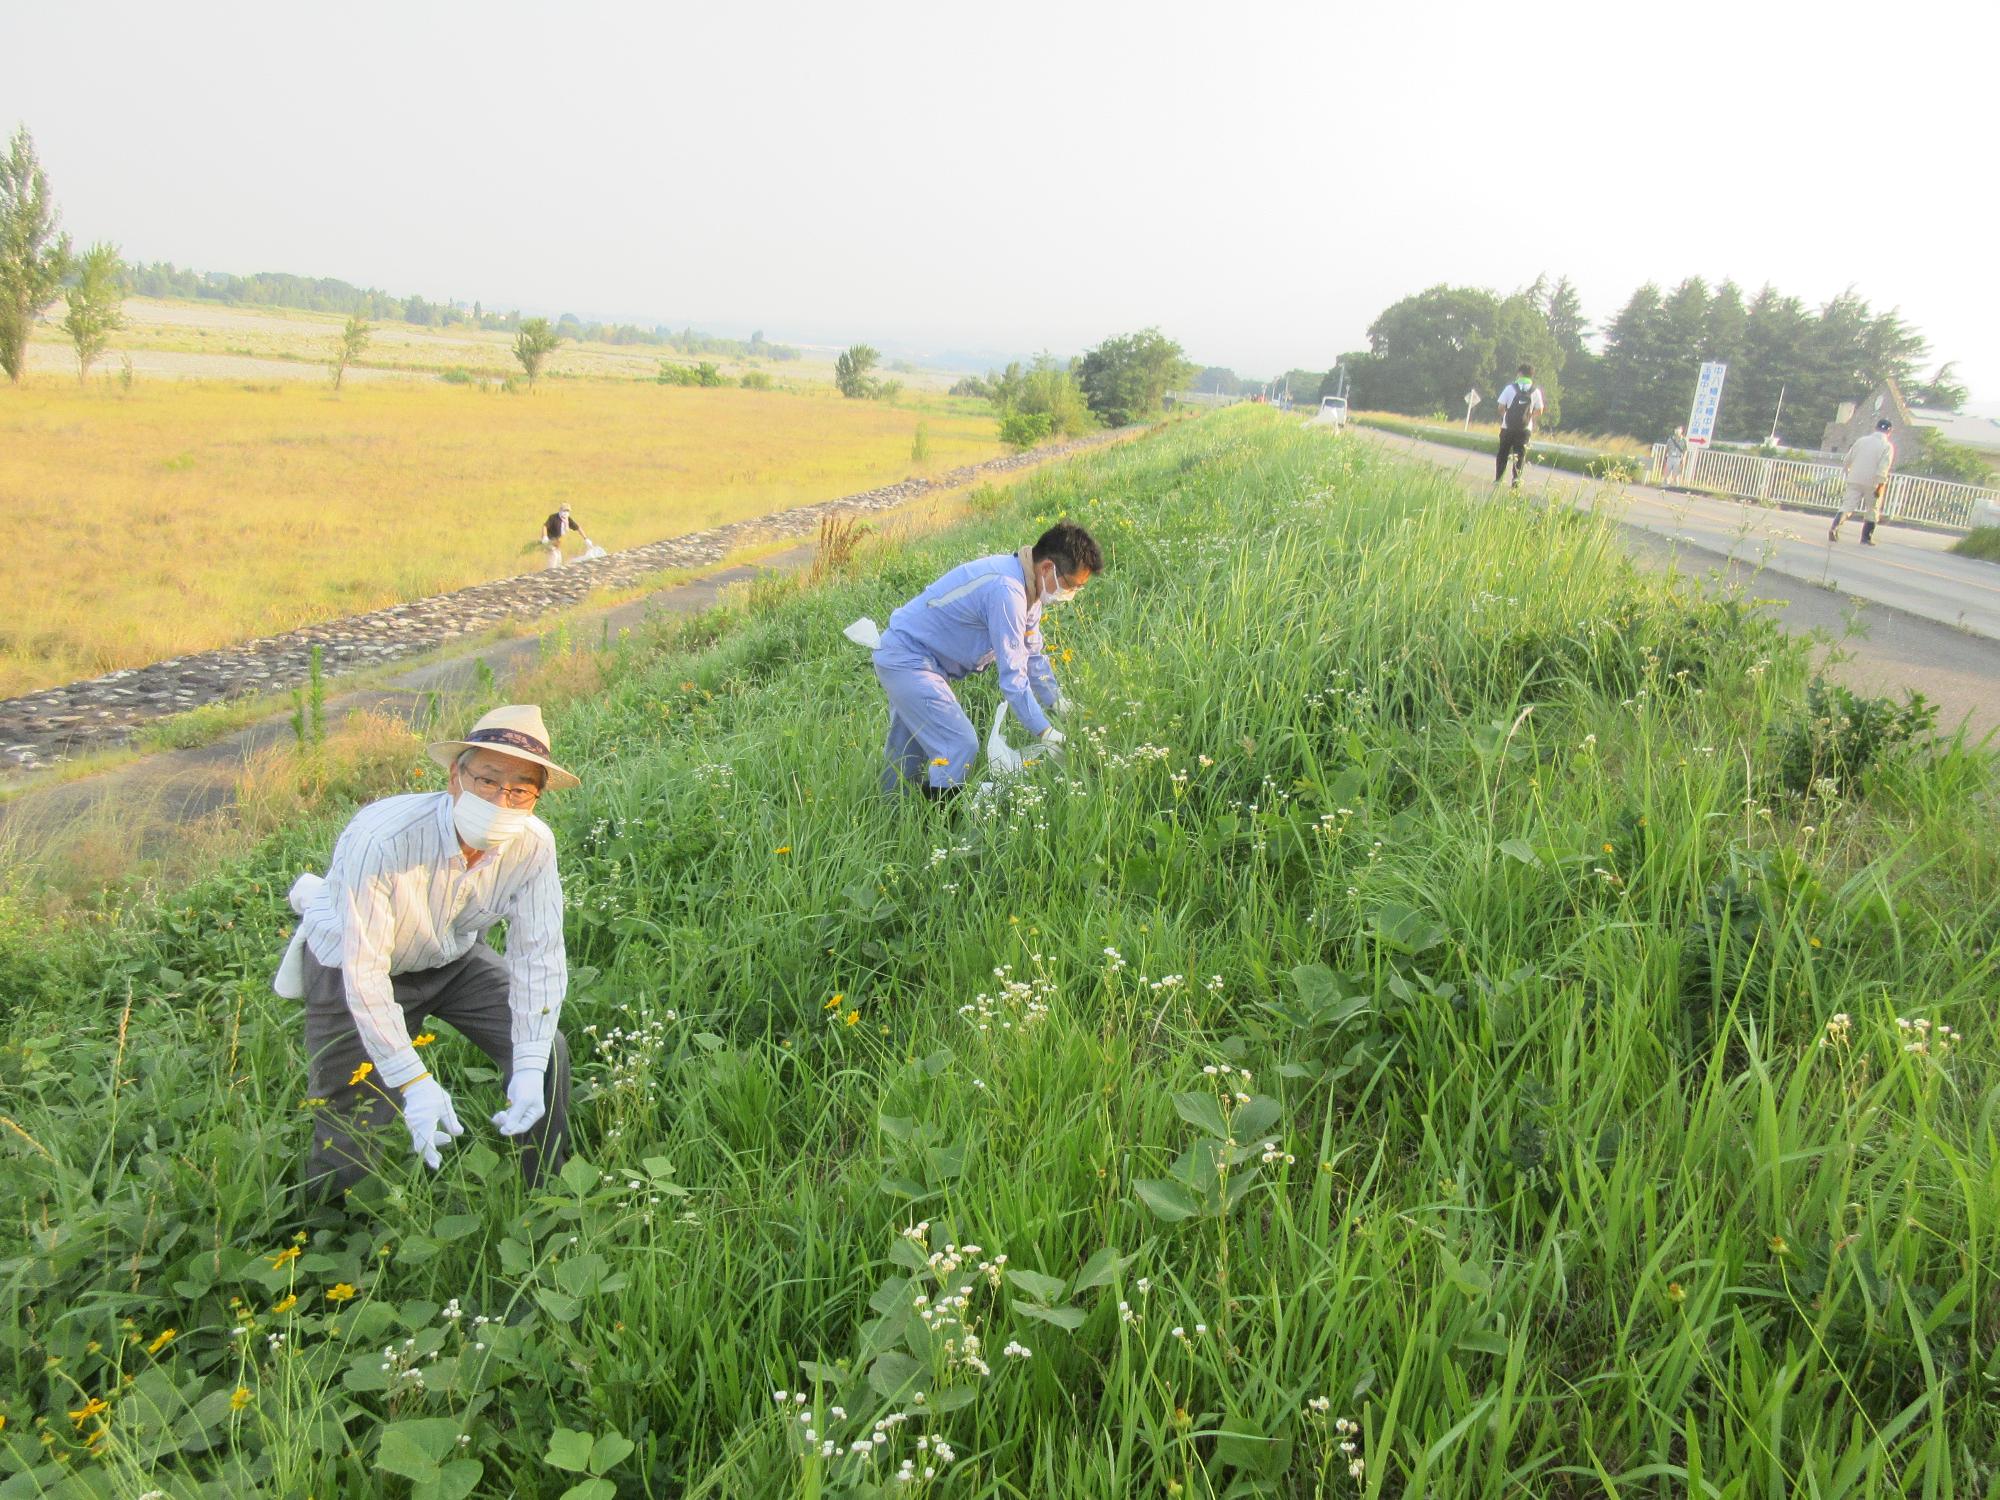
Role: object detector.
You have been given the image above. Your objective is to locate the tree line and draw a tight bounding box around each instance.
[1299,275,1985,480]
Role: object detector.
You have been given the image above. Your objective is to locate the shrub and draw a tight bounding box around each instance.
[739,371,773,391]
[999,410,1052,450]
[440,366,477,385]
[657,361,698,386]
[1770,677,1937,796]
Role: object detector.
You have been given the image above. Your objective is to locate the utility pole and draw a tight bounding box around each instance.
[1766,383,1786,448]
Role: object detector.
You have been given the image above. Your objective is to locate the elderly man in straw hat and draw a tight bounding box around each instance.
[273,705,580,1198]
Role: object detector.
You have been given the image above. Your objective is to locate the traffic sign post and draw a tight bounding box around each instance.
[1463,388,1481,430]
[1684,362,1727,485]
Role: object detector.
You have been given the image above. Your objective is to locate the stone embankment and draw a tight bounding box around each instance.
[2,434,1120,773]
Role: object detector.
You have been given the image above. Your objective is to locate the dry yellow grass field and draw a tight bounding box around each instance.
[0,376,1004,695]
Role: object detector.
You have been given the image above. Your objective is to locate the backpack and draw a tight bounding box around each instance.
[1503,383,1536,436]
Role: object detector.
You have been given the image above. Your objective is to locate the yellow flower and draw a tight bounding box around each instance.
[68,1397,108,1428]
[824,993,843,1010]
[292,1230,307,1244]
[325,1283,359,1304]
[843,1011,860,1027]
[1061,648,1073,665]
[1602,842,1614,854]
[347,1062,374,1087]
[413,1032,437,1047]
[1808,937,1822,949]
[773,846,792,855]
[930,756,951,767]
[230,1387,253,1412]
[271,1294,298,1315]
[146,1329,177,1355]
[269,1246,300,1269]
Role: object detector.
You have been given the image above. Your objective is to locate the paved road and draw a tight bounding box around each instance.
[1349,424,2000,740]
[1353,425,2000,639]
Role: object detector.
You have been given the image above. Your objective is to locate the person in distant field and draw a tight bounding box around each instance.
[541,504,589,569]
[1663,425,1690,482]
[1493,364,1544,488]
[1830,418,1896,545]
[270,705,579,1200]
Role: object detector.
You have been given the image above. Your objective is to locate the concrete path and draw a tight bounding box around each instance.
[1350,424,2000,740]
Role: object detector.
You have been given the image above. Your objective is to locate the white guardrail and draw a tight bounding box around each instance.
[1649,444,2000,533]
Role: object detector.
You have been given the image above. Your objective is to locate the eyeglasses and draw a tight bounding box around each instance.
[468,771,542,808]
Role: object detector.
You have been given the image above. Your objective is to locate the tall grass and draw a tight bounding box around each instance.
[1,409,1994,1496]
[0,378,1002,695]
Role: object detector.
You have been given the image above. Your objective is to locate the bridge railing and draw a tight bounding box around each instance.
[1645,444,2000,533]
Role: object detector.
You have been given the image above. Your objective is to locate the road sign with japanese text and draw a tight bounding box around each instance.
[1686,362,1727,445]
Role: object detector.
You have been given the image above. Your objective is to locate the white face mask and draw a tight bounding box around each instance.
[1040,566,1076,606]
[452,789,531,851]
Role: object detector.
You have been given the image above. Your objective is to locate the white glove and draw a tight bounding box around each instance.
[491,1068,547,1136]
[402,1077,464,1170]
[1040,727,1066,754]
[1051,692,1073,715]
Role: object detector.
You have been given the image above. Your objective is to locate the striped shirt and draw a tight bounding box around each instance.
[300,792,567,1089]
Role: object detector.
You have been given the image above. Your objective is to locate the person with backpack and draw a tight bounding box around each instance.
[1493,365,1544,488]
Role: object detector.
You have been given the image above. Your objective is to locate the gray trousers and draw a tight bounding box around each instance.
[302,944,571,1198]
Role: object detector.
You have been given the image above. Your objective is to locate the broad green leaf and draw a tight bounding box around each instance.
[1497,837,1542,868]
[1133,1178,1202,1223]
[918,1047,953,1076]
[923,1383,979,1412]
[379,1418,460,1478]
[867,1350,924,1400]
[1455,1330,1511,1356]
[1006,1269,1067,1303]
[545,1426,594,1472]
[888,1237,929,1272]
[1011,1300,1087,1330]
[691,1032,725,1052]
[415,1459,483,1500]
[876,1112,915,1144]
[1172,1090,1231,1140]
[1071,1245,1135,1293]
[432,1214,481,1244]
[557,1482,616,1500]
[924,1140,966,1181]
[1232,1095,1281,1141]
[558,1156,598,1196]
[797,1359,848,1385]
[589,1432,635,1474]
[534,1288,580,1322]
[1370,901,1446,955]
[875,1173,928,1201]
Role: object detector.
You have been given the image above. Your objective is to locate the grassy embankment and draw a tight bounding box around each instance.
[3,409,1995,1496]
[0,377,1002,697]
[1952,527,2000,563]
[1353,411,1650,480]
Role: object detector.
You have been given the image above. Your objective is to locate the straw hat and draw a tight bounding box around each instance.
[427,705,580,790]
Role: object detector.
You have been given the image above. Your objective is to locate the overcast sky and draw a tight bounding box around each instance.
[8,0,1997,403]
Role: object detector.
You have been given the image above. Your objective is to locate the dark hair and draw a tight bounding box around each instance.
[1031,520,1103,580]
[1517,363,1534,378]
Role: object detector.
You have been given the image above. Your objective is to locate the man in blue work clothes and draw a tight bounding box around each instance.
[870,520,1102,799]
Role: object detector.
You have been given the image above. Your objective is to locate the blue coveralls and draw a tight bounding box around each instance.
[872,551,1063,792]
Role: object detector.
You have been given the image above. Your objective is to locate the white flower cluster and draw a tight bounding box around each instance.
[1819,1012,1852,1050]
[1303,1403,1366,1482]
[959,964,1056,1034]
[1102,742,1173,773]
[1897,1016,1962,1055]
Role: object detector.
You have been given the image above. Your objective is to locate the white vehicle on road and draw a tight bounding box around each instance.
[1314,396,1348,428]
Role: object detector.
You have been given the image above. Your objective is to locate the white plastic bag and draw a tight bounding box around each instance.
[987,702,1059,775]
[272,872,327,999]
[843,616,883,649]
[581,541,608,560]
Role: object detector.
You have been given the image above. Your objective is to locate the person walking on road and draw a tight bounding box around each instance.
[852,520,1101,801]
[1830,418,1896,545]
[541,503,590,569]
[1663,425,1690,483]
[1494,365,1544,488]
[270,704,580,1200]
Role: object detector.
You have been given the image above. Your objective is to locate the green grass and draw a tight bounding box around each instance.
[3,409,1997,1496]
[1950,526,2000,563]
[1353,412,1647,481]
